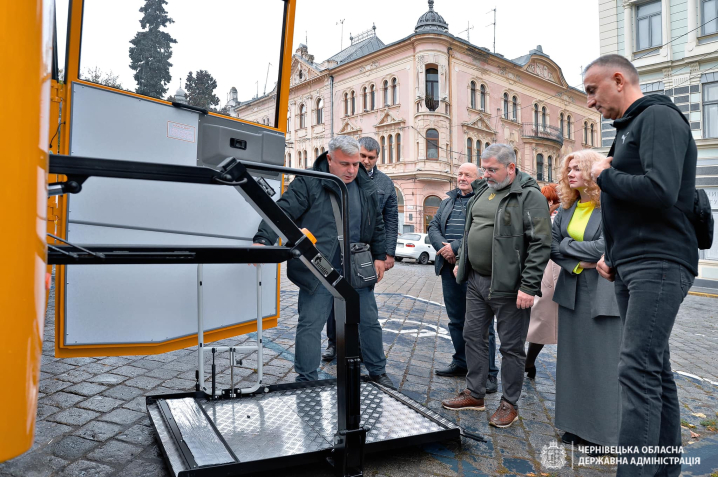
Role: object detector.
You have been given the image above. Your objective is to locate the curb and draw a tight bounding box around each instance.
[688,291,718,299]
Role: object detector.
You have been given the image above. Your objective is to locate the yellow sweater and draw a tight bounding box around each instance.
[567,200,595,274]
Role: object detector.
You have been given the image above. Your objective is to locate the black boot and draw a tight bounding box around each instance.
[525,342,543,379]
[322,345,336,361]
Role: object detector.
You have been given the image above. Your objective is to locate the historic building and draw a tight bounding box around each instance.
[234,0,599,233]
[598,0,718,286]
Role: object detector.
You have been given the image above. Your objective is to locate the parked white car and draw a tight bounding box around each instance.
[395,233,437,265]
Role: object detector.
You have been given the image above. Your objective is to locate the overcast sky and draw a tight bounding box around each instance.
[56,0,600,104]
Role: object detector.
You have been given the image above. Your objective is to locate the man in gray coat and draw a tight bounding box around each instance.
[428,163,498,393]
[322,136,398,361]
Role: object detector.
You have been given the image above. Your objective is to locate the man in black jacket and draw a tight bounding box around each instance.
[584,54,697,476]
[427,163,498,392]
[253,135,393,388]
[322,136,398,361]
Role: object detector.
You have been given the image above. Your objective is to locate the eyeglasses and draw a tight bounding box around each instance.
[478,167,502,175]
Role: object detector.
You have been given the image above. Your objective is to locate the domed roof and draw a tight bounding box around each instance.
[415,0,448,33]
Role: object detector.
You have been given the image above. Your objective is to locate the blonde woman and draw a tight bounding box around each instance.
[551,151,621,451]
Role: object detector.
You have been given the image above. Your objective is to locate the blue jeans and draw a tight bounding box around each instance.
[614,259,694,477]
[298,286,386,381]
[441,264,498,376]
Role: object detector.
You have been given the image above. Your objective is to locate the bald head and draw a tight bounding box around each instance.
[457,163,479,195]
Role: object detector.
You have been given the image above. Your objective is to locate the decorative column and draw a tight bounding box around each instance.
[623,2,634,60]
[661,0,672,60]
[687,0,698,53]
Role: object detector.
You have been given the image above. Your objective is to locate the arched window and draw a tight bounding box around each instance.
[467,138,473,163]
[383,80,389,106]
[584,122,588,144]
[560,113,564,136]
[567,115,572,139]
[548,156,553,182]
[363,87,368,110]
[316,98,324,124]
[590,123,595,146]
[512,96,518,121]
[423,196,442,232]
[299,104,306,129]
[536,154,544,181]
[287,153,291,168]
[476,140,481,163]
[321,147,325,154]
[503,93,509,119]
[370,84,375,110]
[351,91,356,115]
[485,142,490,150]
[396,187,405,215]
[541,106,547,130]
[470,81,476,109]
[314,147,319,158]
[396,133,401,161]
[287,112,291,131]
[534,104,539,128]
[392,78,398,105]
[388,135,394,163]
[303,150,308,168]
[380,136,386,164]
[426,129,439,159]
[514,150,519,170]
[344,93,349,116]
[480,84,486,111]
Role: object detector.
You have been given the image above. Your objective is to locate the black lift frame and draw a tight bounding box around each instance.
[48,154,465,476]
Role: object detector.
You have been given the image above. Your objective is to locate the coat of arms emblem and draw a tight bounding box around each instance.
[540,440,566,469]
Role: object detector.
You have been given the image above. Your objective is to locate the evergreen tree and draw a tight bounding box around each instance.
[128,0,176,99]
[185,70,220,110]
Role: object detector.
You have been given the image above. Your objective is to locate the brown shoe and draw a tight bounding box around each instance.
[489,400,518,428]
[441,389,485,411]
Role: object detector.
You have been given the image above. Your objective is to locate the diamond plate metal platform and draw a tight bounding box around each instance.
[147,380,460,476]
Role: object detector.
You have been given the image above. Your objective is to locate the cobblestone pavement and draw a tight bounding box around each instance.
[1,261,717,476]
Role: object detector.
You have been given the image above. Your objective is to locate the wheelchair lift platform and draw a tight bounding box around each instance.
[48,154,466,477]
[147,379,459,476]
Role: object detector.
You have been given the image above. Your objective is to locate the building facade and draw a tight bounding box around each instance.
[599,0,718,286]
[235,1,599,234]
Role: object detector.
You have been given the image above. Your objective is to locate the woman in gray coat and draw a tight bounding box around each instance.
[551,150,621,450]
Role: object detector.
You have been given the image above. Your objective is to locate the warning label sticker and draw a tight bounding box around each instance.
[167,121,196,143]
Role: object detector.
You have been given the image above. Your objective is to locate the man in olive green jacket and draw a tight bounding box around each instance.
[442,144,551,429]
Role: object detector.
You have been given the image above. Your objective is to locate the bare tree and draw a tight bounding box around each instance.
[81,66,124,89]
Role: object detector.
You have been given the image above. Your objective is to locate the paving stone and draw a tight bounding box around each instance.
[47,408,99,426]
[143,367,181,380]
[31,420,73,448]
[86,373,128,385]
[96,356,133,367]
[73,421,123,442]
[39,391,85,409]
[128,359,165,370]
[112,365,148,378]
[59,459,114,477]
[40,361,76,375]
[78,363,117,375]
[99,408,144,425]
[123,375,164,390]
[39,378,72,394]
[36,403,61,420]
[86,439,142,465]
[0,450,68,477]
[123,396,148,413]
[61,357,97,366]
[101,384,145,401]
[119,459,172,477]
[115,424,155,447]
[54,369,95,384]
[77,395,125,413]
[50,436,99,460]
[63,382,108,397]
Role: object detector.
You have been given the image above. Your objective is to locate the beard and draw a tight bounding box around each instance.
[486,175,511,190]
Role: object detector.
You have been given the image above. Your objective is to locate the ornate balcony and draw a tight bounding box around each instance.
[521,123,563,146]
[424,95,439,112]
